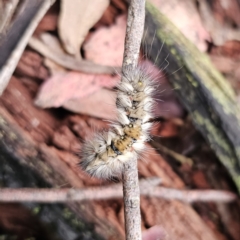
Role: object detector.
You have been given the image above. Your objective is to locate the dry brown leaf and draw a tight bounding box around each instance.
[58,0,110,57]
[29,34,117,74]
[34,71,119,109]
[40,33,67,74]
[84,14,126,66]
[149,0,211,51]
[63,88,117,120]
[40,32,65,55]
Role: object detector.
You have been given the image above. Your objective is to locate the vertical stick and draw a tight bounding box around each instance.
[121,0,145,239]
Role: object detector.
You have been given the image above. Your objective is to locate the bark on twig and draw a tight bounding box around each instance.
[121,0,146,239]
[0,179,236,203]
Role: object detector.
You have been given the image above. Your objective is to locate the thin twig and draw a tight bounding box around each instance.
[121,0,146,239]
[0,178,159,203]
[0,178,236,203]
[0,0,56,95]
[141,186,237,203]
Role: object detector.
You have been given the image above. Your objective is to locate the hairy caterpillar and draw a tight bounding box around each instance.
[80,66,155,179]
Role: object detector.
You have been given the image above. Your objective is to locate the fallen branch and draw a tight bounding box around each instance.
[0,178,236,204]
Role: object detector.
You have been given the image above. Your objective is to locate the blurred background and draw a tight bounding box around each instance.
[0,0,239,239]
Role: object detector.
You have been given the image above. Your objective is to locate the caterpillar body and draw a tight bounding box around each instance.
[80,67,155,179]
